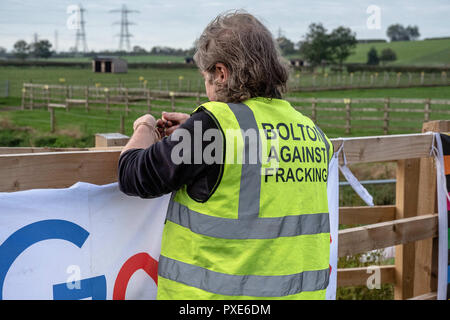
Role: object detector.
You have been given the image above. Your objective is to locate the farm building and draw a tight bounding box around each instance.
[92,56,128,73]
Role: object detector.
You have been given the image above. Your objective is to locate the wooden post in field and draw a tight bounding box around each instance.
[49,107,55,133]
[413,120,450,298]
[125,88,130,116]
[21,87,26,110]
[146,89,152,113]
[344,98,351,134]
[383,97,390,135]
[29,85,34,110]
[420,72,425,85]
[396,73,402,86]
[408,73,412,86]
[311,98,317,122]
[424,99,431,122]
[45,85,50,111]
[119,115,125,134]
[85,86,89,113]
[196,91,200,106]
[105,88,110,114]
[170,92,175,112]
[394,158,420,299]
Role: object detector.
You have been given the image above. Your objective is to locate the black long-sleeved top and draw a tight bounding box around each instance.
[118,108,223,202]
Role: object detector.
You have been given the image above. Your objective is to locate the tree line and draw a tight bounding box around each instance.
[4,23,420,67]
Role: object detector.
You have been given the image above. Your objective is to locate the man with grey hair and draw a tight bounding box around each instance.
[118,10,333,300]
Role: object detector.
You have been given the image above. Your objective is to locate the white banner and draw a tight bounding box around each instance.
[0,182,170,300]
[0,169,340,300]
[326,156,339,300]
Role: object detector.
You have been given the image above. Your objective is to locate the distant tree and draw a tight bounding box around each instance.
[31,40,53,58]
[386,24,410,42]
[132,45,147,53]
[0,47,6,56]
[379,48,397,65]
[13,40,29,60]
[329,26,357,67]
[276,36,296,55]
[386,24,420,42]
[367,47,380,65]
[298,23,332,70]
[406,25,420,41]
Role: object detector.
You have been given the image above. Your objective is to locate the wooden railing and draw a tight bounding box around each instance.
[0,120,448,299]
[20,83,450,136]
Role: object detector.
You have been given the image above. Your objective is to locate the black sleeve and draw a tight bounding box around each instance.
[117,109,223,199]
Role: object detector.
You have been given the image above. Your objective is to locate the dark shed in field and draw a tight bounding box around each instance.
[92,56,128,73]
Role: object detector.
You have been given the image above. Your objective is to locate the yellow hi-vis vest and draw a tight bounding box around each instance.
[157,97,332,300]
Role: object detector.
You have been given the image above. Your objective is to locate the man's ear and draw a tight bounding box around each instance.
[214,62,229,84]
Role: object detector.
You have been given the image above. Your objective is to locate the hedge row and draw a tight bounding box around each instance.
[345,63,450,74]
[0,60,197,69]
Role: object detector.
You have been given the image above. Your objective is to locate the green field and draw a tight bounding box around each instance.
[345,39,450,66]
[44,55,186,64]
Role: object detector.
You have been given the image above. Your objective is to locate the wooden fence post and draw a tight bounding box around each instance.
[146,89,152,113]
[383,97,390,135]
[21,87,26,110]
[119,115,125,134]
[311,98,317,122]
[170,93,175,112]
[413,120,450,297]
[85,86,89,113]
[394,158,420,299]
[45,85,50,110]
[49,107,55,133]
[344,98,351,134]
[105,88,110,114]
[125,88,130,116]
[30,85,34,110]
[424,99,431,122]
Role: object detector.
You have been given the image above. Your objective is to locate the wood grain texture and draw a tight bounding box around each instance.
[338,214,438,258]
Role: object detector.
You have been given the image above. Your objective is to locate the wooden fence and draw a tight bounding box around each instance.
[288,71,449,92]
[0,120,448,299]
[20,83,450,135]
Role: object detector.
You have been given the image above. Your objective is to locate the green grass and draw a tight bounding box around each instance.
[0,66,204,98]
[346,39,450,66]
[43,55,187,64]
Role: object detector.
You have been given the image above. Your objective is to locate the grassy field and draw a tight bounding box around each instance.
[44,55,187,64]
[286,38,450,66]
[346,39,450,66]
[0,66,203,98]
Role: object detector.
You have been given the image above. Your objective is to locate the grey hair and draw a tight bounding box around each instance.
[193,10,290,103]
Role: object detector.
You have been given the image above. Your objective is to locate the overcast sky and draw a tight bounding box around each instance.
[0,0,449,52]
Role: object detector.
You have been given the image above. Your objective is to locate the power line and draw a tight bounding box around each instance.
[110,4,139,52]
[74,4,88,53]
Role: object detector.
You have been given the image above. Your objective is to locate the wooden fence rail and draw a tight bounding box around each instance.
[1,120,449,299]
[21,83,450,135]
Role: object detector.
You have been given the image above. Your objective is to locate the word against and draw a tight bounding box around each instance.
[178,304,270,317]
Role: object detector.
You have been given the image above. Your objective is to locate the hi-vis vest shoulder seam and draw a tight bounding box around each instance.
[158,100,331,299]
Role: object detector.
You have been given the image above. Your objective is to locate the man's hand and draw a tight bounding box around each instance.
[156,112,190,136]
[133,114,157,132]
[121,114,161,155]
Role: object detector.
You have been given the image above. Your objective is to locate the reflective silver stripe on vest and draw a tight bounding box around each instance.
[158,255,329,297]
[166,102,330,239]
[227,103,262,220]
[168,200,329,239]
